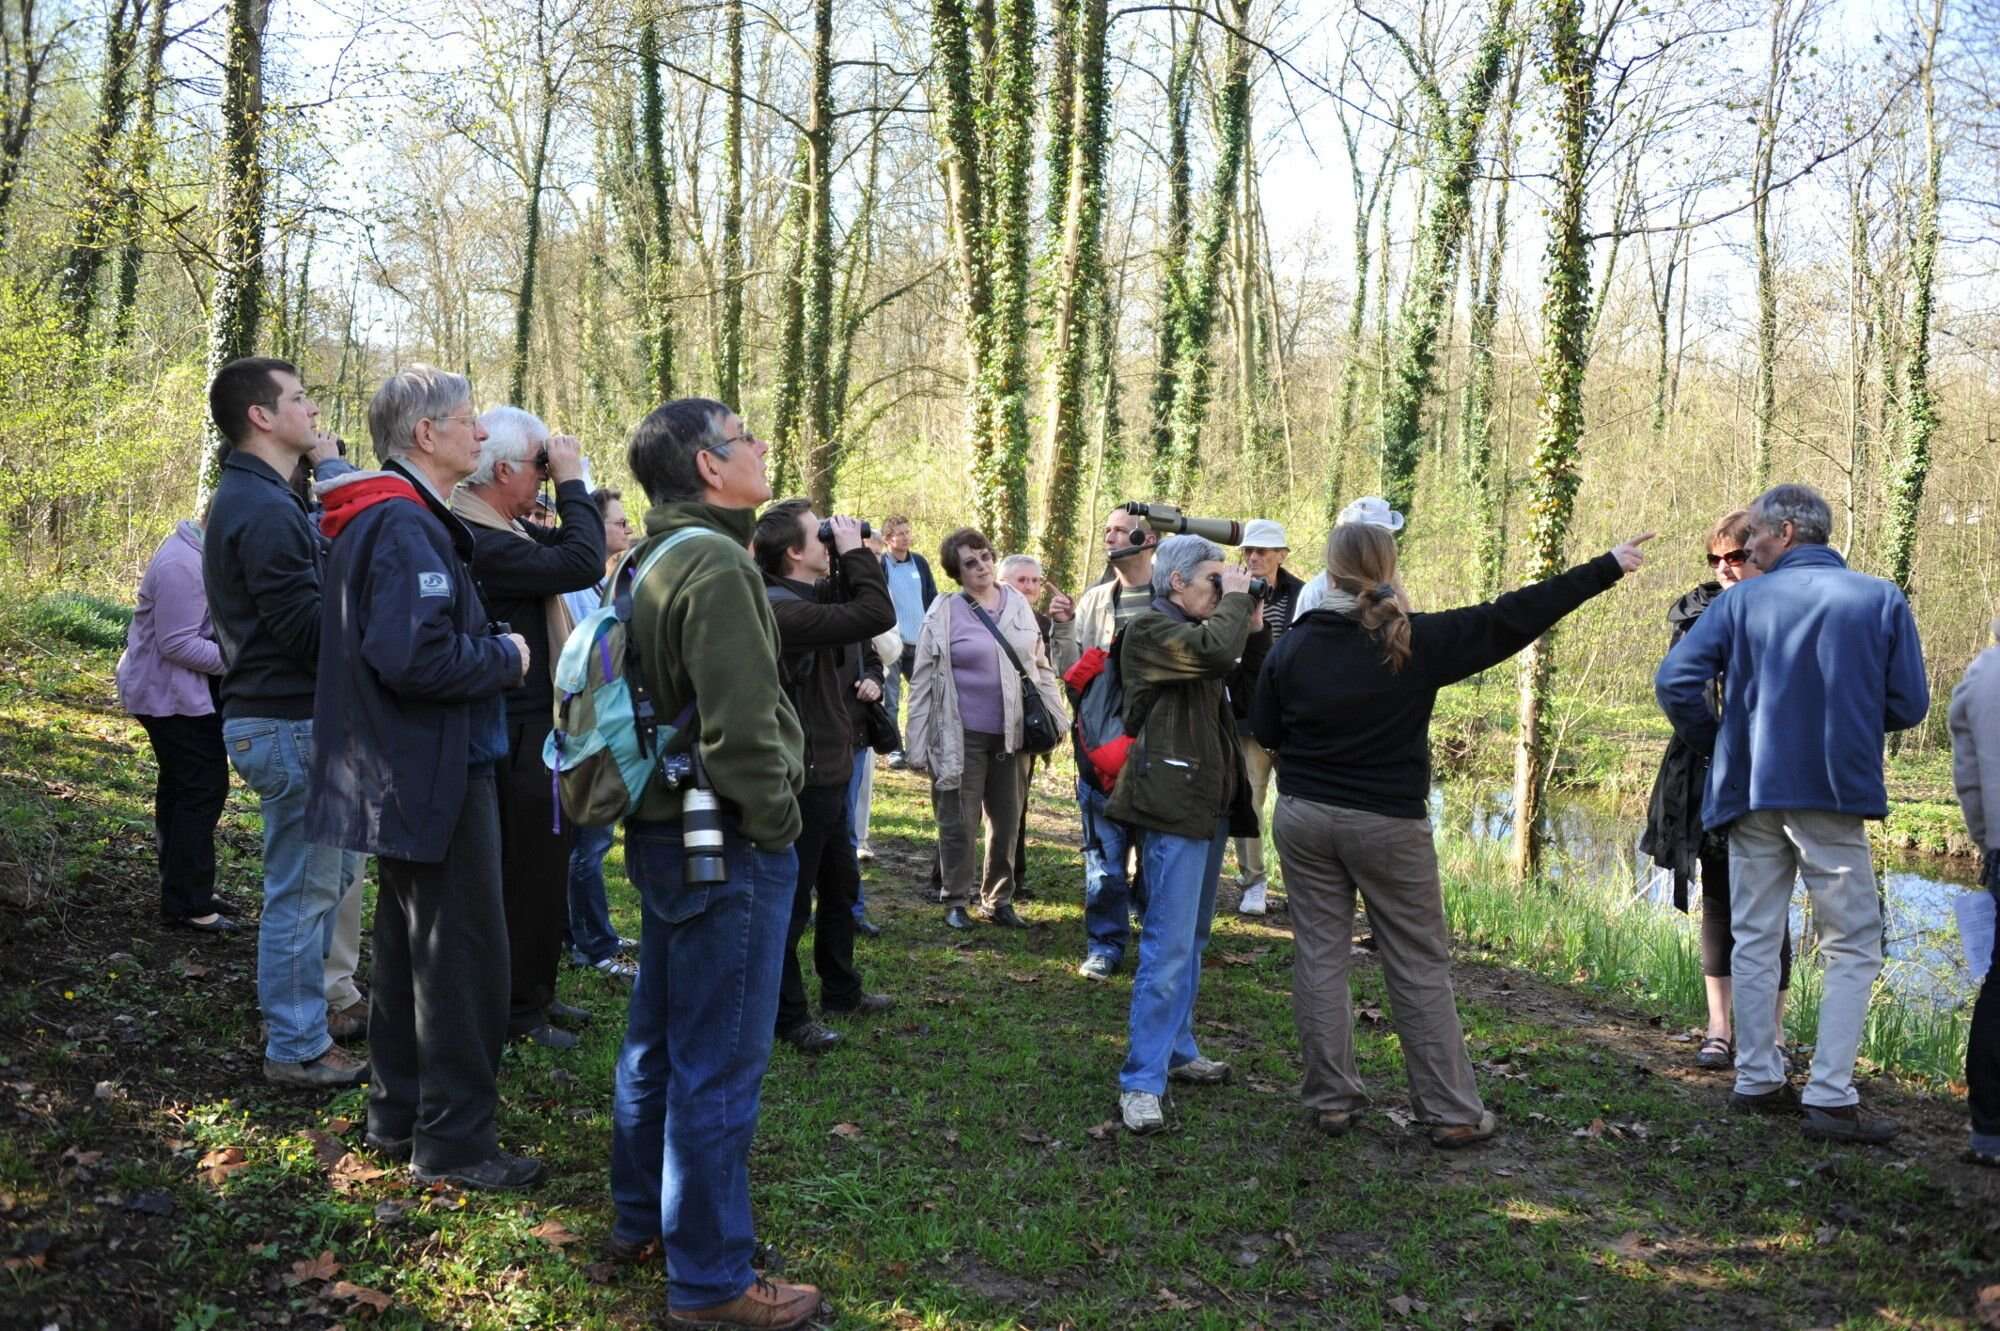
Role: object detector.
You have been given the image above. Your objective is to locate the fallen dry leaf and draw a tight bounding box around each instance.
[1155,1285,1200,1311]
[302,1130,349,1170]
[60,1146,104,1168]
[828,1122,863,1140]
[1608,1232,1648,1260]
[1975,1283,2000,1329]
[1084,1119,1119,1141]
[327,1116,354,1135]
[329,1280,391,1313]
[1383,1107,1415,1130]
[329,1153,389,1192]
[529,1218,580,1250]
[1018,1129,1053,1146]
[1573,1118,1607,1140]
[285,1249,341,1286]
[1387,1293,1429,1316]
[197,1146,251,1186]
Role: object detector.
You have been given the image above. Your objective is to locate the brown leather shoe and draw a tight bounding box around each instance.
[665,1276,823,1329]
[1429,1109,1499,1150]
[327,1000,370,1042]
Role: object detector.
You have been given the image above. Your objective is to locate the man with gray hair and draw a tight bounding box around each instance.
[1104,534,1261,1133]
[452,406,605,1051]
[310,365,540,1189]
[1657,482,1929,1145]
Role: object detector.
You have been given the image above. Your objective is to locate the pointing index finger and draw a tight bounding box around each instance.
[1628,531,1658,546]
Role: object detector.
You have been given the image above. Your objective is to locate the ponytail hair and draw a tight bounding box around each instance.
[1324,521,1413,672]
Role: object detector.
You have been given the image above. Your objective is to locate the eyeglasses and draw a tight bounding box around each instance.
[719,431,760,449]
[959,550,995,569]
[427,411,478,429]
[1707,549,1749,569]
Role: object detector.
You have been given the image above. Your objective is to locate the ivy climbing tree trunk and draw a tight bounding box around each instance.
[1511,0,1594,885]
[638,18,674,403]
[718,0,744,407]
[1881,0,1945,596]
[1036,0,1107,592]
[800,0,837,510]
[769,136,810,494]
[113,0,171,345]
[1146,19,1197,494]
[197,0,271,505]
[55,0,140,337]
[1161,0,1251,498]
[1371,0,1513,528]
[1462,44,1523,599]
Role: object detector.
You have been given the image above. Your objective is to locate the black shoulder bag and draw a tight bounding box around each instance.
[961,593,1062,755]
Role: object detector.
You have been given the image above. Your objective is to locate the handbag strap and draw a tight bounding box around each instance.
[961,591,1036,687]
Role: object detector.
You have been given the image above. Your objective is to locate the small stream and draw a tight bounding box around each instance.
[1432,783,1987,1008]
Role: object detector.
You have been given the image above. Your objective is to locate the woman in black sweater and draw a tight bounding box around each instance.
[1251,521,1650,1147]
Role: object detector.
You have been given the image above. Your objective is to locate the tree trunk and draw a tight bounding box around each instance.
[986,0,1036,550]
[769,136,811,494]
[1881,0,1945,596]
[1329,109,1396,521]
[638,18,674,403]
[57,0,141,337]
[1036,0,1107,591]
[197,0,271,505]
[112,0,170,344]
[800,0,836,509]
[1162,0,1252,497]
[0,0,64,242]
[1511,0,1594,885]
[718,0,745,407]
[1374,0,1513,528]
[1145,18,1197,494]
[1750,0,1811,488]
[1463,45,1523,599]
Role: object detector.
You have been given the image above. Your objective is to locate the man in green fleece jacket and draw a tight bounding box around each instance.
[605,398,822,1331]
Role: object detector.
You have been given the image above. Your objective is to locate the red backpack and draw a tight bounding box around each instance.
[1063,630,1136,793]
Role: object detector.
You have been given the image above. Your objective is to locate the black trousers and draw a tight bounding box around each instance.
[136,713,229,920]
[369,769,509,1171]
[1698,840,1792,988]
[775,780,864,1032]
[1971,876,2000,1141]
[497,719,575,1032]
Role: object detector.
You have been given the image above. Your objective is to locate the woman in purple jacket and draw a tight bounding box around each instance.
[117,519,235,931]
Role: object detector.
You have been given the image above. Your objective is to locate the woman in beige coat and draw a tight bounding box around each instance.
[905,526,1068,929]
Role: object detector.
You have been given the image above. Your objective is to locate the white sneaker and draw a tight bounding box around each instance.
[856,843,875,862]
[1119,1090,1165,1134]
[1238,879,1268,916]
[592,956,639,984]
[1168,1056,1231,1085]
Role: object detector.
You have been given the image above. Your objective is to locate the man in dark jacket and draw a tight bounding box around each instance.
[753,500,898,1054]
[309,365,539,1192]
[201,355,369,1090]
[607,399,821,1331]
[452,406,605,1051]
[1106,535,1260,1134]
[1228,518,1295,916]
[1658,482,1929,1145]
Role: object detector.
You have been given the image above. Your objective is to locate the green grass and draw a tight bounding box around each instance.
[3,627,1998,1329]
[16,591,134,651]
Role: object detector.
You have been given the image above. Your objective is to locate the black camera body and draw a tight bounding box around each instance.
[818,518,873,545]
[1207,573,1269,599]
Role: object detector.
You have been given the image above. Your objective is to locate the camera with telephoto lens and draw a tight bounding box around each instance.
[818,518,873,545]
[680,746,728,885]
[1121,501,1243,547]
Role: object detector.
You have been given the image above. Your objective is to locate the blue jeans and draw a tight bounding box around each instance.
[1119,820,1227,1096]
[222,717,367,1064]
[609,816,796,1311]
[1081,780,1146,967]
[568,823,622,964]
[846,749,871,919]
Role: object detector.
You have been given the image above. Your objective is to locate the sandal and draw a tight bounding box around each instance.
[1695,1036,1734,1070]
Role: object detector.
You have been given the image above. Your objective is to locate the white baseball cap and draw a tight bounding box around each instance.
[1336,496,1405,532]
[1241,518,1289,549]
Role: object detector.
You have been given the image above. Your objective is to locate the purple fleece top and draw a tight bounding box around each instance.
[117,521,225,718]
[949,591,1010,735]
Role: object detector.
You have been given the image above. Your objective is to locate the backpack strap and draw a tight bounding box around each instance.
[618,527,726,758]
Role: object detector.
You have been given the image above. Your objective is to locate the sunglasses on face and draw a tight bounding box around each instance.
[1707,548,1749,569]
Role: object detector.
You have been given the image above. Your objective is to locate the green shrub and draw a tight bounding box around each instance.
[18,593,133,651]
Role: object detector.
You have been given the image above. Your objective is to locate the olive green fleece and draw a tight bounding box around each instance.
[630,501,805,849]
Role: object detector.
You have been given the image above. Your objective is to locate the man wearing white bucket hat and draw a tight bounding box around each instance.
[1229,518,1306,916]
[1293,497,1405,621]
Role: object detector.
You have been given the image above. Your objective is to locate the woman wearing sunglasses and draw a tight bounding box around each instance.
[1642,508,1791,1070]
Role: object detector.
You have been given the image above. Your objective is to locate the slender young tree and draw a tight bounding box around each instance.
[800,0,838,507]
[1511,0,1594,884]
[55,0,142,333]
[1372,0,1514,527]
[1327,95,1399,521]
[717,0,745,406]
[0,0,70,240]
[1462,43,1524,598]
[638,17,674,403]
[1749,0,1818,488]
[1881,0,1946,595]
[112,0,171,344]
[1146,17,1198,493]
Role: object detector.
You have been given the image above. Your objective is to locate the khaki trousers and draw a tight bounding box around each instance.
[1233,734,1276,884]
[933,730,1026,910]
[324,854,365,1011]
[1273,794,1485,1125]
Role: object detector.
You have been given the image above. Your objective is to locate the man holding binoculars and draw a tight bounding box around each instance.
[751,502,899,1054]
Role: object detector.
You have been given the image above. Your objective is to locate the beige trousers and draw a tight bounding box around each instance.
[1273,794,1485,1126]
[933,730,1026,910]
[1233,734,1276,883]
[323,856,365,1011]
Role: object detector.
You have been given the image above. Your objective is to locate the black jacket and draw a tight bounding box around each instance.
[1252,554,1625,819]
[767,548,897,787]
[463,478,605,724]
[1227,566,1298,731]
[1640,582,1725,910]
[202,450,353,720]
[307,461,520,863]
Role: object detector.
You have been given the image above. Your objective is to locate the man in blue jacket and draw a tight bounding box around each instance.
[309,365,539,1191]
[1656,483,1928,1145]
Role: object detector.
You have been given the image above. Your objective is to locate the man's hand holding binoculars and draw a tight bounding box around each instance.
[822,514,866,554]
[540,433,585,485]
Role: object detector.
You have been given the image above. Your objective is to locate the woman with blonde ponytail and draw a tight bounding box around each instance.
[1252,519,1653,1149]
